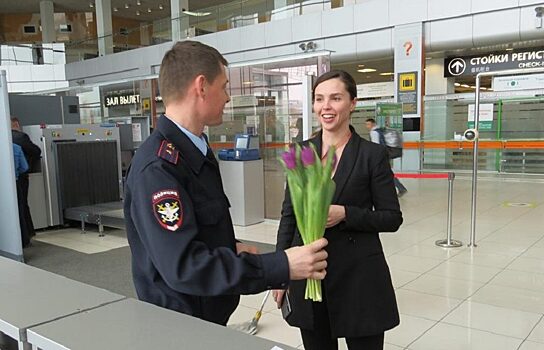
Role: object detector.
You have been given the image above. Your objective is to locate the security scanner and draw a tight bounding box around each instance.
[218,134,260,161]
[25,124,124,234]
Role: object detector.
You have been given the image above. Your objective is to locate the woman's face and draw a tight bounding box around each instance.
[313,78,356,134]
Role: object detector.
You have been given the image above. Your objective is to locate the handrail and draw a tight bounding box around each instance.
[403,140,544,150]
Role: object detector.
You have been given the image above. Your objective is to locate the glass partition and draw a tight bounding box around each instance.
[422,96,544,174]
[209,55,325,219]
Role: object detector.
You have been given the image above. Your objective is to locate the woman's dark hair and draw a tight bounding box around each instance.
[312,70,357,101]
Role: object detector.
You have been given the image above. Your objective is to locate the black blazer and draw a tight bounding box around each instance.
[276,127,402,338]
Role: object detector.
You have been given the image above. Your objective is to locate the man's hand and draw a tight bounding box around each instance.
[326,205,345,228]
[236,242,259,255]
[285,238,328,280]
[272,289,286,308]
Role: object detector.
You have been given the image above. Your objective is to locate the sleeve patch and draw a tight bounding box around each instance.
[152,190,183,231]
[157,140,179,165]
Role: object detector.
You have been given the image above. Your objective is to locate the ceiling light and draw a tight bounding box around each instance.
[379,72,394,76]
[454,82,460,86]
[89,2,94,8]
[182,9,211,17]
[136,10,140,15]
[357,68,376,73]
[242,81,253,85]
[125,3,129,8]
[506,48,514,51]
[113,7,118,12]
[147,8,151,12]
[461,84,470,88]
[136,0,141,5]
[357,64,365,67]
[159,4,163,10]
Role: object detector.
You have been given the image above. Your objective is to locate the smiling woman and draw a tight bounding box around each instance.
[275,70,403,350]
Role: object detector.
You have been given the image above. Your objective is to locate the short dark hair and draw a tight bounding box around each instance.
[10,116,20,123]
[366,118,376,124]
[159,40,228,106]
[312,70,357,101]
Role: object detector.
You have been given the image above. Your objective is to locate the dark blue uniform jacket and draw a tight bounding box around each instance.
[124,115,289,325]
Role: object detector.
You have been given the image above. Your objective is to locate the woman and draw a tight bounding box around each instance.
[274,70,402,350]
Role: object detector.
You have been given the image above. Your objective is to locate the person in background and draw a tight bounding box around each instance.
[13,143,31,248]
[274,71,403,350]
[11,117,41,240]
[123,40,329,326]
[365,118,407,197]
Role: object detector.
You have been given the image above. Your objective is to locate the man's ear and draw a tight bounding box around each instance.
[195,74,207,99]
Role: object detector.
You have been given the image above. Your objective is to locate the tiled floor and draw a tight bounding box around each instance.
[32,176,544,349]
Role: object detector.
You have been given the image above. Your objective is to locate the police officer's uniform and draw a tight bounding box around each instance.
[124,115,289,325]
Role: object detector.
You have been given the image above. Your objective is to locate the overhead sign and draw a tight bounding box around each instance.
[356,82,394,98]
[493,73,544,91]
[444,48,544,77]
[105,93,140,107]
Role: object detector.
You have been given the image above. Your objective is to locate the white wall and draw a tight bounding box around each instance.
[1,44,68,93]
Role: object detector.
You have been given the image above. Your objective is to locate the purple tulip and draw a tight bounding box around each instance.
[301,146,315,166]
[282,148,297,169]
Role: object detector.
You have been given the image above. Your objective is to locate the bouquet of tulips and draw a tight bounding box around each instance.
[280,143,336,302]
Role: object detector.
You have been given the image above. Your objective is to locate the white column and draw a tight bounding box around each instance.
[393,23,424,172]
[171,0,189,42]
[140,23,151,47]
[424,58,456,166]
[96,0,113,56]
[40,0,55,43]
[0,71,24,262]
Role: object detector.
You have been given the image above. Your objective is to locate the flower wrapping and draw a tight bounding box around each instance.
[280,143,336,302]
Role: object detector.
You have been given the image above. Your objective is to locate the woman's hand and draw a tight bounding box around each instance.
[326,205,346,228]
[273,289,286,308]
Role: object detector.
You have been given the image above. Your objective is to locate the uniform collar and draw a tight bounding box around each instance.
[156,115,210,174]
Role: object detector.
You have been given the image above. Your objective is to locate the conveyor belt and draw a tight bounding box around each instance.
[64,201,125,236]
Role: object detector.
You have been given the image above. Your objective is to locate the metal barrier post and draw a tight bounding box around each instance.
[436,172,462,248]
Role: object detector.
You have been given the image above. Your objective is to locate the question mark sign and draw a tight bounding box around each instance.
[403,41,413,56]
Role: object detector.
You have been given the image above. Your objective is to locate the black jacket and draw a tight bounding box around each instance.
[276,127,402,337]
[124,115,289,325]
[12,130,41,173]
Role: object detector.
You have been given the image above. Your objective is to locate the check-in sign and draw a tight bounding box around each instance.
[444,48,544,77]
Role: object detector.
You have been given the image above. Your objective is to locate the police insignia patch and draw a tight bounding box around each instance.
[152,190,183,231]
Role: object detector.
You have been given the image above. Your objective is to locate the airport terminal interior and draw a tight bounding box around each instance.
[1,0,544,349]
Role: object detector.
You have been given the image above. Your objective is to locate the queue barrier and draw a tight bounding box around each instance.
[394,172,462,248]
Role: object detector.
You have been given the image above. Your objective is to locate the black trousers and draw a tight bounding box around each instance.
[300,289,384,350]
[18,174,35,241]
[16,179,31,247]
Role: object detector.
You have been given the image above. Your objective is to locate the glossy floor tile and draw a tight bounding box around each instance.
[28,176,544,349]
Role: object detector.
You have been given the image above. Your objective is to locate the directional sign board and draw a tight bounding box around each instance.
[444,48,544,77]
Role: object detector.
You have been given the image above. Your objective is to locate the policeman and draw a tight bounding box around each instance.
[124,41,328,326]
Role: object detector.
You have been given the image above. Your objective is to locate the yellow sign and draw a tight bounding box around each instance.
[76,128,90,135]
[399,73,416,92]
[142,98,151,111]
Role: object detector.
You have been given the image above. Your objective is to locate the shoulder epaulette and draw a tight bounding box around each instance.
[157,140,179,165]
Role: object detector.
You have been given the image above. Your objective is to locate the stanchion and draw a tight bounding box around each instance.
[395,172,462,248]
[435,172,462,248]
